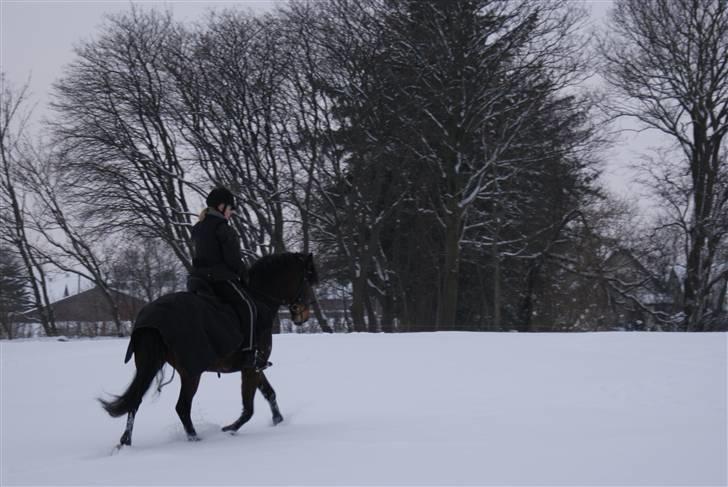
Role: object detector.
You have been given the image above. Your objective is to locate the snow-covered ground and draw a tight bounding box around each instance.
[1,332,726,486]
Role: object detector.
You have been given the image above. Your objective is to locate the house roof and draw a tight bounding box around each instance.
[17,286,147,323]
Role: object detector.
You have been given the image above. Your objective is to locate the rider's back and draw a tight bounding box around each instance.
[190,211,246,282]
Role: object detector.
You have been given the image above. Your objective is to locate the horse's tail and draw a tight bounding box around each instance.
[99,328,166,418]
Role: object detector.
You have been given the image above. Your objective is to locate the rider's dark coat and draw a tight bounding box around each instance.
[188,209,256,360]
[190,209,248,282]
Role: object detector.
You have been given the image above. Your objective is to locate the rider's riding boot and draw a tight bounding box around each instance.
[241,350,255,369]
[254,349,272,371]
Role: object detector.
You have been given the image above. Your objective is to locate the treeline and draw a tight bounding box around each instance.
[2,0,727,335]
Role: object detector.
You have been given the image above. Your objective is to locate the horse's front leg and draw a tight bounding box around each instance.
[258,372,283,425]
[222,368,259,433]
[176,372,201,441]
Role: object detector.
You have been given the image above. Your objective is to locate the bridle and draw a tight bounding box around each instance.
[286,265,318,323]
[249,259,316,321]
[291,265,317,307]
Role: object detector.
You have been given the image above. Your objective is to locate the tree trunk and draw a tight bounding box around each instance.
[365,292,379,333]
[98,285,125,337]
[36,266,57,337]
[350,278,367,332]
[437,213,461,330]
[493,249,502,331]
[311,299,334,333]
[683,153,714,332]
[380,284,395,333]
[714,277,727,315]
[1,318,13,339]
[520,265,537,332]
[273,203,287,254]
[520,254,549,332]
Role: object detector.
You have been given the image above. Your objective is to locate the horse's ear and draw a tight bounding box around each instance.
[307,252,313,263]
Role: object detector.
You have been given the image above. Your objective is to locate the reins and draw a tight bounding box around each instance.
[245,286,288,308]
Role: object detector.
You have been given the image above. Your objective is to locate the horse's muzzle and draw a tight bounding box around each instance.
[290,304,311,325]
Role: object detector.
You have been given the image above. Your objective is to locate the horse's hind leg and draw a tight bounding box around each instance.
[258,372,283,425]
[118,409,138,446]
[222,368,259,433]
[101,329,165,449]
[175,372,201,441]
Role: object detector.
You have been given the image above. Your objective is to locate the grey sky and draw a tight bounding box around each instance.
[1,1,281,114]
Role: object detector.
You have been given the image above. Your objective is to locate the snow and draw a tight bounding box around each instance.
[1,332,726,486]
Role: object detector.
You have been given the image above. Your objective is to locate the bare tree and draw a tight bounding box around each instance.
[0,75,57,337]
[601,0,728,330]
[16,147,126,336]
[51,7,197,270]
[164,11,291,258]
[108,238,185,302]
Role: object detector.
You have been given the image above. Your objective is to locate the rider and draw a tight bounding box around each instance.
[188,187,268,370]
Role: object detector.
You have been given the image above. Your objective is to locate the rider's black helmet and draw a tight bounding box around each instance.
[206,187,235,210]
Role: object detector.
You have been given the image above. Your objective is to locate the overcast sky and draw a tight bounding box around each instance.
[1,1,281,110]
[1,0,664,298]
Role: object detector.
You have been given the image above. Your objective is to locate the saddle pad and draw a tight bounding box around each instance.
[125,291,254,376]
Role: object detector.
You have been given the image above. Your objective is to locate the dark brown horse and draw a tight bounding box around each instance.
[100,252,318,448]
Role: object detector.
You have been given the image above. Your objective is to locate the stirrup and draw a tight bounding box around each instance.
[255,361,273,372]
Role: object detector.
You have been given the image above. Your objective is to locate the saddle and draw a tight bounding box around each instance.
[186,275,218,299]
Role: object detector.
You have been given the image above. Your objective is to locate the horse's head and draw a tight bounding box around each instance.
[286,253,319,325]
[249,252,319,325]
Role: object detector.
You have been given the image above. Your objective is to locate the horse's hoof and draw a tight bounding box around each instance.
[222,424,237,433]
[187,434,201,442]
[272,415,283,426]
[111,443,126,455]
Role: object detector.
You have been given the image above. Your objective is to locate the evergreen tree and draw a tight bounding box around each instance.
[0,246,32,339]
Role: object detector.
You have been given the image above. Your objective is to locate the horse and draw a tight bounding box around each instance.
[99,252,319,448]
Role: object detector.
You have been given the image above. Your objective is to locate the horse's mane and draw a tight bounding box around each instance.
[250,252,319,284]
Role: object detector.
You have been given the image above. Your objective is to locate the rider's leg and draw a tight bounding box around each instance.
[211,280,256,353]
